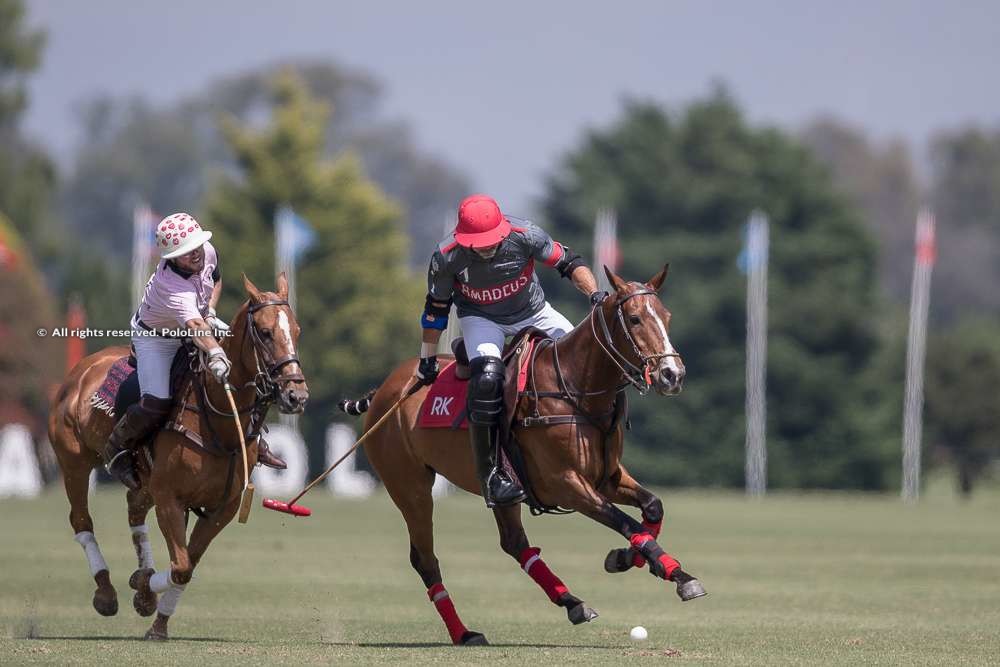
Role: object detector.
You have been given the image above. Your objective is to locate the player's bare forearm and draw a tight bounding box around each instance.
[422,328,443,347]
[571,265,599,296]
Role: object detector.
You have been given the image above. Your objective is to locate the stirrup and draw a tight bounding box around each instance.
[105,449,140,490]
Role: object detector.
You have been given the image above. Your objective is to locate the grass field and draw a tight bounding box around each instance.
[2,479,998,665]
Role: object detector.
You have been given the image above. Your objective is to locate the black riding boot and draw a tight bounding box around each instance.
[104,395,171,490]
[468,356,525,508]
[256,438,287,470]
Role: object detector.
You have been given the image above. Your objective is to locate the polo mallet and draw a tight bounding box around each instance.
[223,383,255,524]
[263,380,423,517]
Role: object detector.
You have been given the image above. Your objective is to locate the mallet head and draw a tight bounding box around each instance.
[262,498,312,517]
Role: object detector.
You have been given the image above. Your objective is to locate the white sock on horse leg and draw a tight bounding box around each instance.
[73,531,109,576]
[149,570,173,593]
[130,524,155,570]
[156,581,187,617]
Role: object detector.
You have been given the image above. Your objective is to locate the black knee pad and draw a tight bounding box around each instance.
[468,356,505,425]
[138,394,173,417]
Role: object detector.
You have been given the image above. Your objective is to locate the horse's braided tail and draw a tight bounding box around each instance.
[338,388,377,416]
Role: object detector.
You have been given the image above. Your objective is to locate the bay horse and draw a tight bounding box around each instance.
[339,265,704,645]
[48,274,308,640]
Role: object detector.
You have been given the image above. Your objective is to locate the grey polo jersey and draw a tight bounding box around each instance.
[427,219,568,325]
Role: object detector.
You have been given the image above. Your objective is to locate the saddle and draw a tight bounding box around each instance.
[90,344,195,422]
[417,327,545,429]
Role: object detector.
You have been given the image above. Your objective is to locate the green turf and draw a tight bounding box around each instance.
[2,478,998,665]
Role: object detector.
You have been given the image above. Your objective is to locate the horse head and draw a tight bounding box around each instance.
[239,272,310,414]
[599,264,685,396]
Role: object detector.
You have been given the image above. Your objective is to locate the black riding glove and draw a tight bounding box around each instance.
[417,356,439,384]
[590,290,610,306]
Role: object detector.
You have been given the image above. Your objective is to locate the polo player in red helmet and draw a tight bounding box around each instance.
[417,194,604,507]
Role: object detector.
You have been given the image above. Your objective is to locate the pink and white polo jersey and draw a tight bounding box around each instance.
[133,242,220,330]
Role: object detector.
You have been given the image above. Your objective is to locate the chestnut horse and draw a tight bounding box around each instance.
[48,274,308,640]
[340,265,704,645]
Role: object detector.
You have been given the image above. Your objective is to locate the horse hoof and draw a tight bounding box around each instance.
[144,627,168,641]
[604,547,634,574]
[92,588,118,617]
[133,590,158,617]
[129,568,154,592]
[459,630,489,646]
[567,602,599,625]
[676,578,707,601]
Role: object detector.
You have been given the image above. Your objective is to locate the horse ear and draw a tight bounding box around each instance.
[276,271,289,299]
[242,273,262,302]
[603,265,628,293]
[647,263,669,292]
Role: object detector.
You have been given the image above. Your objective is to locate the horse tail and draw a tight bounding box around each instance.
[338,388,377,416]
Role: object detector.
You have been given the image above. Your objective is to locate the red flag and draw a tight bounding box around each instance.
[66,297,87,373]
[915,209,937,267]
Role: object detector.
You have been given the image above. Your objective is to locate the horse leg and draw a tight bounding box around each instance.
[562,474,706,602]
[385,463,487,646]
[126,486,158,616]
[601,465,666,574]
[60,457,118,617]
[493,504,599,625]
[132,496,191,641]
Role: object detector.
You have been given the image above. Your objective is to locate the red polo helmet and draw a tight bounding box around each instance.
[454,194,511,248]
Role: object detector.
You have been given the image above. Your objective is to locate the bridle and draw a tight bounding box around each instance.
[192,298,304,422]
[590,288,682,395]
[245,299,305,397]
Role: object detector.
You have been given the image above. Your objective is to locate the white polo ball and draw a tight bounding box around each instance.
[629,625,648,641]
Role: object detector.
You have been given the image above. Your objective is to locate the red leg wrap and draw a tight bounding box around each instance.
[628,533,681,578]
[631,520,663,568]
[657,553,681,579]
[518,546,569,604]
[427,583,468,644]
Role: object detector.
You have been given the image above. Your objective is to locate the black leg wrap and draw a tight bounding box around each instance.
[640,497,663,524]
[636,539,669,579]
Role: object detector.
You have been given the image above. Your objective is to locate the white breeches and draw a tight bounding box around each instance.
[131,329,182,399]
[459,302,574,360]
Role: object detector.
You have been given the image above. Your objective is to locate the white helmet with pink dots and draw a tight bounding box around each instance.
[155,212,213,259]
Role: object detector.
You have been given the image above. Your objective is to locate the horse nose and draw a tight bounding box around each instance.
[661,366,685,388]
[286,386,309,409]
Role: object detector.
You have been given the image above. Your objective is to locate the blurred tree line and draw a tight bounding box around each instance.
[3,0,997,492]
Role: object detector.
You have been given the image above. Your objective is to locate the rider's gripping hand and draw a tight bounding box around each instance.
[206,307,231,334]
[207,348,232,384]
[590,290,610,306]
[416,355,439,385]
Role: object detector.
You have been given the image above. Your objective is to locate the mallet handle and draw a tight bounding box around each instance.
[224,383,250,492]
[287,381,421,506]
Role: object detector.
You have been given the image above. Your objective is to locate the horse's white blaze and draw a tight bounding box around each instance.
[277,310,295,355]
[645,302,680,375]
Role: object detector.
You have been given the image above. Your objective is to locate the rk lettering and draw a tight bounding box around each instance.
[430,396,454,416]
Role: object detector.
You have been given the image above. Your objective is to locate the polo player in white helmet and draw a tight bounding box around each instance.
[104,213,285,489]
[417,194,604,508]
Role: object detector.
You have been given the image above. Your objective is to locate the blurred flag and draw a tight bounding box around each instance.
[132,204,158,307]
[66,296,86,373]
[0,237,18,270]
[592,208,620,291]
[743,210,769,496]
[275,205,316,432]
[737,213,770,274]
[902,208,936,502]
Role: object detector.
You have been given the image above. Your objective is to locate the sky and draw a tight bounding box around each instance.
[22,1,1000,216]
